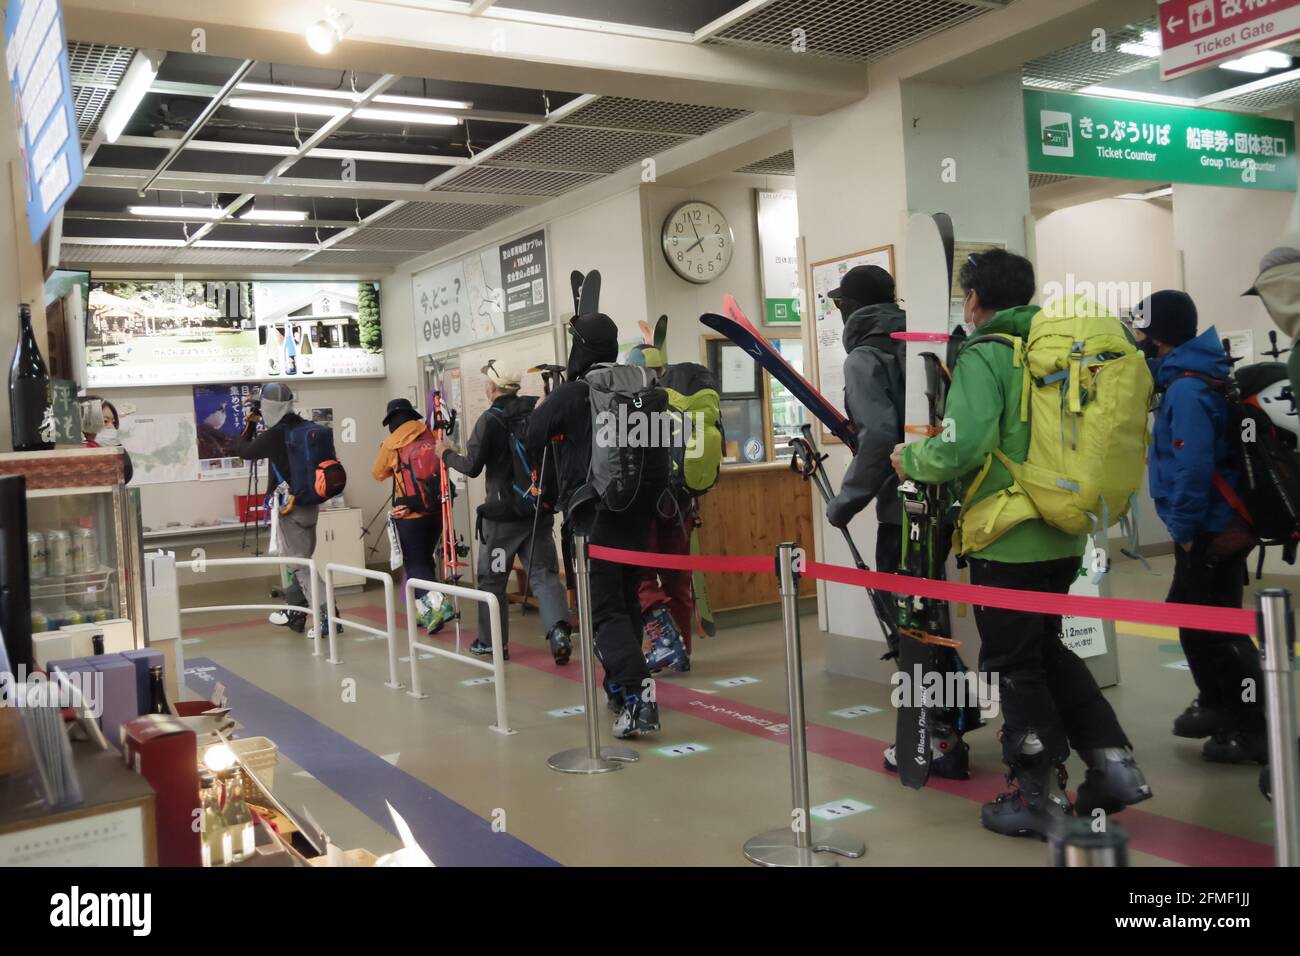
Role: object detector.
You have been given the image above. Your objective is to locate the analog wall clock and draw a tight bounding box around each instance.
[661,200,734,284]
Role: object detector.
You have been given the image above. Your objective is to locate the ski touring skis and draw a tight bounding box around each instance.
[893,212,960,790]
[653,314,668,354]
[578,269,601,316]
[570,270,584,316]
[702,295,858,448]
[521,364,568,611]
[427,390,468,638]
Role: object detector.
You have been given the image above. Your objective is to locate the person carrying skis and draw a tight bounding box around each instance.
[627,343,693,674]
[1132,290,1266,764]
[822,265,974,779]
[526,314,662,739]
[891,250,1150,838]
[435,360,573,665]
[371,398,455,634]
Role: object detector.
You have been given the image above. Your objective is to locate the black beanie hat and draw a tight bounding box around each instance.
[1133,290,1198,348]
[567,312,619,379]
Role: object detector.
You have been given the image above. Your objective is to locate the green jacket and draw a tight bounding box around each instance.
[900,305,1085,563]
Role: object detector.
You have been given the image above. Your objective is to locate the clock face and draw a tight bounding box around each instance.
[662,201,734,284]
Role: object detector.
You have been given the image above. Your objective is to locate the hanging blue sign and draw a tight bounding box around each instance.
[4,0,83,243]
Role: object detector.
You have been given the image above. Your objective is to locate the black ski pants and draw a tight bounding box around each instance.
[1168,538,1264,734]
[568,500,653,694]
[968,556,1129,764]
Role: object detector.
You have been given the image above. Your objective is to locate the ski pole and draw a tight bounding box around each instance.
[787,426,899,645]
[521,443,548,615]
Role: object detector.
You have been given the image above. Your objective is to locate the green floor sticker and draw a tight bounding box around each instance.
[655,742,710,757]
[811,798,874,821]
[1163,660,1190,670]
[831,705,883,719]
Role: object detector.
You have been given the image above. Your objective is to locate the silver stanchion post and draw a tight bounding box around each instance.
[744,542,865,866]
[547,532,639,773]
[1258,588,1299,866]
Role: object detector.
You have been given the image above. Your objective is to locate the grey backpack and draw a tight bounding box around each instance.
[583,364,672,512]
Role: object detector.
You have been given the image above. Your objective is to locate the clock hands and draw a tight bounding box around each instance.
[687,218,705,254]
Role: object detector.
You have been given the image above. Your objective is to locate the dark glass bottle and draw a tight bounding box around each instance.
[148,664,172,715]
[9,304,55,451]
[91,633,104,655]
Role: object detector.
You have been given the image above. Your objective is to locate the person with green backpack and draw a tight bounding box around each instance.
[891,249,1153,838]
[627,343,724,673]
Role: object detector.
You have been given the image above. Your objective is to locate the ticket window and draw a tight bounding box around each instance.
[704,335,808,467]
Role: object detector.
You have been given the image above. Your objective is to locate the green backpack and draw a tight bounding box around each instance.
[660,362,724,496]
[955,295,1153,554]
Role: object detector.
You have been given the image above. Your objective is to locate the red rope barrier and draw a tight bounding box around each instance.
[587,545,1258,637]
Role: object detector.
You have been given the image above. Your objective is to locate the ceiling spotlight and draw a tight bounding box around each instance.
[306,9,352,55]
[1118,30,1161,58]
[1219,51,1292,74]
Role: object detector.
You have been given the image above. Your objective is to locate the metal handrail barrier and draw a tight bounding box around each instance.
[404,576,514,736]
[323,563,400,689]
[176,556,324,658]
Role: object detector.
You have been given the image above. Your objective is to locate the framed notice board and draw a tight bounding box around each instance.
[807,244,895,445]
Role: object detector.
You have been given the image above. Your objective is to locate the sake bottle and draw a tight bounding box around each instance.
[9,304,55,451]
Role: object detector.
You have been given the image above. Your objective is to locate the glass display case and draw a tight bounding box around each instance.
[0,448,145,647]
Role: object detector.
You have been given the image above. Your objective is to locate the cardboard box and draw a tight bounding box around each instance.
[121,715,200,867]
[119,649,165,717]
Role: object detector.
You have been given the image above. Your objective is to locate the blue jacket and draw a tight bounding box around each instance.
[1148,326,1243,544]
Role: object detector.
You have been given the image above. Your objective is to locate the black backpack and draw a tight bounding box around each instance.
[480,400,557,521]
[1185,371,1300,563]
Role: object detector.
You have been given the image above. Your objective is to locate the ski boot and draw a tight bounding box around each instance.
[612,678,660,739]
[882,724,971,780]
[417,595,457,635]
[469,637,508,661]
[547,622,573,666]
[1073,747,1152,815]
[643,606,690,674]
[1202,728,1268,764]
[981,732,1072,839]
[1173,697,1228,739]
[603,676,624,714]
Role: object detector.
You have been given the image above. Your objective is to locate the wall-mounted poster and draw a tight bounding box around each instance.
[413,227,550,357]
[808,244,895,444]
[193,384,259,481]
[118,412,200,486]
[756,189,801,324]
[84,279,385,387]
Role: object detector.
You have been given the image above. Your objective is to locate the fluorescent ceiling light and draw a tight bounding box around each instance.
[1078,85,1198,106]
[100,50,164,143]
[239,209,309,222]
[128,205,223,219]
[1198,66,1300,105]
[227,96,347,117]
[353,108,461,126]
[195,240,320,250]
[1219,51,1292,73]
[1118,30,1161,58]
[237,83,473,111]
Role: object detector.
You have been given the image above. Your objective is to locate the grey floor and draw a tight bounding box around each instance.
[174,552,1296,867]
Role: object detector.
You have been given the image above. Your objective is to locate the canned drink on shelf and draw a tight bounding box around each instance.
[45,529,72,576]
[27,531,46,579]
[73,527,98,573]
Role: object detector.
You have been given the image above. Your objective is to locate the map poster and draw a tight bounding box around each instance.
[117,412,200,486]
[193,384,258,481]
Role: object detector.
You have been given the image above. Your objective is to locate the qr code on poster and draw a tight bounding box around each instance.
[531,278,545,304]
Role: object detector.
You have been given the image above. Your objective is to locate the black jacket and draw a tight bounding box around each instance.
[525,380,591,513]
[444,393,538,513]
[825,303,906,528]
[234,412,304,497]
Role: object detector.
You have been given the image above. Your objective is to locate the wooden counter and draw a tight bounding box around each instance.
[697,463,817,611]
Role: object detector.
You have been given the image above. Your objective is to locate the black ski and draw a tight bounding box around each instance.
[578,269,601,316]
[570,270,583,316]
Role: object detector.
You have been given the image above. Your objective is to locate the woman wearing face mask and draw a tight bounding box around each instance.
[80,396,134,484]
[1132,290,1264,765]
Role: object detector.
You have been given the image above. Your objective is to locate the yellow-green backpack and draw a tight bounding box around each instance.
[955,296,1153,554]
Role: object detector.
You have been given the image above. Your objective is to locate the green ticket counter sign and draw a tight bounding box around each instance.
[1024,90,1296,192]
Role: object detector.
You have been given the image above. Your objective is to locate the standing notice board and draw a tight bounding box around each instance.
[808,244,894,444]
[413,228,551,357]
[4,0,83,242]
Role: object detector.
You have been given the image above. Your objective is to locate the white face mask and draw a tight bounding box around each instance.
[96,427,121,445]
